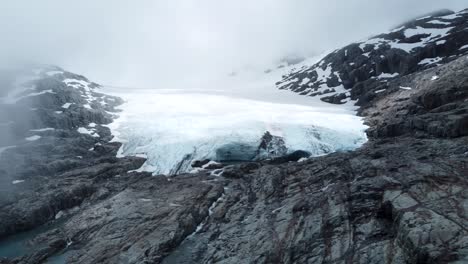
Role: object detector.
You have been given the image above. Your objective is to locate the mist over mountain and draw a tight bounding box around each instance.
[1,1,467,89]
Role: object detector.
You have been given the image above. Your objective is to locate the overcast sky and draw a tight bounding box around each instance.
[1,1,466,88]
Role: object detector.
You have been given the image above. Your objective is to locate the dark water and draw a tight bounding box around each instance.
[0,223,50,259]
[0,217,70,261]
[46,249,74,264]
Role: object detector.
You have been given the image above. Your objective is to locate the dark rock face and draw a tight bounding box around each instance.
[254,131,288,160]
[1,9,468,264]
[266,150,311,164]
[191,159,211,168]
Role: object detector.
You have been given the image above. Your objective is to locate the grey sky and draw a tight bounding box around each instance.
[1,1,466,88]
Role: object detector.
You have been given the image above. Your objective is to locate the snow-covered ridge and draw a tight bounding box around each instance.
[0,66,102,109]
[276,8,468,105]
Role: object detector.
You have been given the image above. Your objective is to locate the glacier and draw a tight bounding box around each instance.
[101,83,368,175]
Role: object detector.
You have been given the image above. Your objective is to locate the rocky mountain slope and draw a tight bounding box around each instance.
[276,9,468,106]
[0,8,467,264]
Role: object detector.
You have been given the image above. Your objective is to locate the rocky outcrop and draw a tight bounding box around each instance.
[254,131,288,160]
[1,9,468,264]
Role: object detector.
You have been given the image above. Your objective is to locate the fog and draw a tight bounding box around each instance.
[1,0,466,88]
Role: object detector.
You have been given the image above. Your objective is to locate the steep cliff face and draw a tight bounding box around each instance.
[0,9,468,264]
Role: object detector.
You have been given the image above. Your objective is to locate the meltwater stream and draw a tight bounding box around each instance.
[100,87,368,175]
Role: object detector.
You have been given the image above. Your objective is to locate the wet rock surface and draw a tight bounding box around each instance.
[0,10,468,264]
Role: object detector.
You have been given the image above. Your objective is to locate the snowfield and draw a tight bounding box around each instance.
[101,72,368,175]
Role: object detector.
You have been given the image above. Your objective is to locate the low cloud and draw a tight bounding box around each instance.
[1,0,466,88]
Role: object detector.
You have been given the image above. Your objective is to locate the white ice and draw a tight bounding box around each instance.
[101,77,367,175]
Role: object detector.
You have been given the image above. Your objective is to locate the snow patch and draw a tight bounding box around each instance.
[202,161,221,169]
[25,135,41,141]
[30,128,55,132]
[374,89,386,94]
[62,103,72,109]
[189,168,205,174]
[300,78,310,86]
[55,211,65,219]
[418,57,443,66]
[427,20,452,25]
[77,127,99,137]
[359,26,454,54]
[12,180,25,185]
[403,26,453,40]
[416,15,431,21]
[377,72,399,79]
[440,13,460,20]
